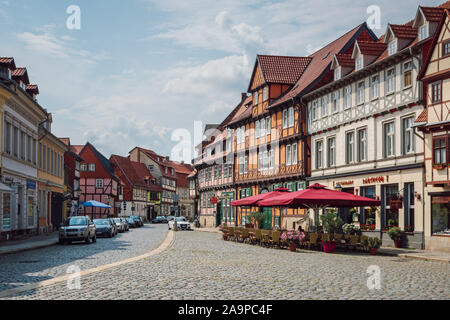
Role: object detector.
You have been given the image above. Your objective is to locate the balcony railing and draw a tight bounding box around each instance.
[235,161,305,183]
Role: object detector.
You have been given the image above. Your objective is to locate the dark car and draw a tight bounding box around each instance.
[59,216,96,244]
[152,216,167,224]
[93,219,115,238]
[126,217,138,228]
[130,216,143,227]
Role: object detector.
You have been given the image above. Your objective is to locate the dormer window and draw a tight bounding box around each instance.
[355,56,363,71]
[418,23,429,41]
[388,39,397,56]
[334,67,341,81]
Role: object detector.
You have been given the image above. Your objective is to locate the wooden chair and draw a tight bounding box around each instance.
[269,231,281,248]
[228,227,235,241]
[308,233,319,250]
[347,235,360,251]
[238,228,250,243]
[334,233,344,249]
[261,230,271,246]
[234,227,242,242]
[253,229,262,245]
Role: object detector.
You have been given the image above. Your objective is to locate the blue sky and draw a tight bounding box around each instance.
[0,0,441,161]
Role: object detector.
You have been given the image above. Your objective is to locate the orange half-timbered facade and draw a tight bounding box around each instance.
[416,8,450,252]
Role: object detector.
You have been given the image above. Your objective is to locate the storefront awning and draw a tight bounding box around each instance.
[0,182,13,193]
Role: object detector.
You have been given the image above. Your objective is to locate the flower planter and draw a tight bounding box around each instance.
[394,240,402,248]
[289,242,297,252]
[369,248,378,255]
[433,164,446,170]
[323,242,336,253]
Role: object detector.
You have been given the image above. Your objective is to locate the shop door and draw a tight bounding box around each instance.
[216,201,222,227]
[51,192,64,230]
[338,187,354,224]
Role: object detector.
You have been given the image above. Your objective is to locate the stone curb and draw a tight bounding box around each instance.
[397,253,450,264]
[0,231,175,299]
[193,228,220,234]
[0,239,59,256]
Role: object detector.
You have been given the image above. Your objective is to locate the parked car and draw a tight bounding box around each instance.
[108,218,119,235]
[166,215,175,222]
[120,218,130,231]
[113,218,125,233]
[93,219,115,238]
[125,217,136,228]
[130,216,143,227]
[168,216,192,231]
[59,216,96,244]
[152,216,167,224]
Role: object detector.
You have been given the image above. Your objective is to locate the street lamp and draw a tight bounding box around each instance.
[334,183,343,192]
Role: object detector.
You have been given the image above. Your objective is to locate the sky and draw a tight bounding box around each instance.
[0,0,442,162]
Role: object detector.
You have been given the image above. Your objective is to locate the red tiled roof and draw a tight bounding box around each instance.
[111,154,159,190]
[415,109,428,123]
[0,57,15,68]
[11,68,26,77]
[71,145,84,155]
[335,54,354,67]
[389,24,417,39]
[257,55,312,85]
[59,138,70,146]
[131,161,162,192]
[228,96,253,126]
[271,23,373,108]
[420,7,446,22]
[356,41,387,56]
[26,84,39,94]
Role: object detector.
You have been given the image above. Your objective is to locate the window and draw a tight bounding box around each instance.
[388,39,397,56]
[254,91,258,105]
[263,151,269,170]
[346,131,355,164]
[386,68,396,94]
[244,155,248,174]
[263,86,268,101]
[431,195,450,235]
[334,67,341,81]
[286,144,292,166]
[311,100,318,121]
[344,85,352,109]
[255,120,260,139]
[405,183,415,231]
[258,152,263,172]
[370,75,379,100]
[331,91,339,113]
[357,81,365,105]
[316,140,323,169]
[289,107,294,127]
[357,128,367,162]
[433,136,447,164]
[418,23,429,41]
[266,116,271,135]
[356,56,363,71]
[20,131,25,160]
[442,40,450,57]
[402,117,414,155]
[260,118,265,137]
[283,109,288,128]
[383,184,399,228]
[292,143,298,165]
[13,126,18,157]
[27,135,32,162]
[238,156,244,175]
[269,149,274,169]
[32,139,36,165]
[95,179,104,188]
[89,163,96,172]
[403,61,412,88]
[240,126,245,144]
[432,81,442,103]
[327,137,336,167]
[321,96,328,117]
[384,122,395,158]
[4,122,11,154]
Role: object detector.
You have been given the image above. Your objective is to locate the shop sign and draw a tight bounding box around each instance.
[26,180,36,190]
[336,180,353,186]
[389,199,403,211]
[363,176,389,185]
[210,197,218,204]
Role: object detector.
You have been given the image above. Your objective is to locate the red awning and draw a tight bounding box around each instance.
[258,183,380,208]
[231,187,290,207]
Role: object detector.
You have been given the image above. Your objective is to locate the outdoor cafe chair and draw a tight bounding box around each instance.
[239,228,250,243]
[269,231,281,248]
[261,230,271,246]
[234,227,242,242]
[308,233,319,250]
[253,229,262,245]
[346,235,360,251]
[228,227,235,241]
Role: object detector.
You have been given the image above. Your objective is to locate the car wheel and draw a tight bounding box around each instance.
[85,236,91,244]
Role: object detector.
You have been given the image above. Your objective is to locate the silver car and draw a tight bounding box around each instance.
[113,218,125,233]
[59,216,96,244]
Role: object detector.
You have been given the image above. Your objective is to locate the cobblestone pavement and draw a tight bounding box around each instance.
[3,231,450,300]
[0,224,168,292]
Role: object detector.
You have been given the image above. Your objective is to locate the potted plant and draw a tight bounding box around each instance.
[387,227,403,248]
[281,230,305,252]
[349,208,359,223]
[405,225,414,233]
[320,210,343,253]
[362,237,382,255]
[432,163,446,170]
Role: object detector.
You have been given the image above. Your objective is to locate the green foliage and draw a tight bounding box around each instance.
[387,227,403,241]
[320,211,344,234]
[362,237,382,249]
[247,211,265,228]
